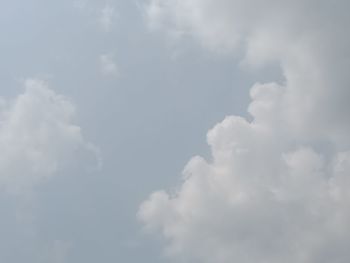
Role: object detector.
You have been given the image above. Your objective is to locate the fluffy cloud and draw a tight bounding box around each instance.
[145,0,350,142]
[139,1,350,262]
[0,79,99,194]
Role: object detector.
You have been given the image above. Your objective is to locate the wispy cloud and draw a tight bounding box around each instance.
[99,53,119,77]
[98,4,116,32]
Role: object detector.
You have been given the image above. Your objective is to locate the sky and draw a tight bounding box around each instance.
[0,0,349,263]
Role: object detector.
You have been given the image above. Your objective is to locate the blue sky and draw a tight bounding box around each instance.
[1,0,350,262]
[0,1,254,262]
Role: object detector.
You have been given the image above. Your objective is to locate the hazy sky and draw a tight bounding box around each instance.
[1,1,350,263]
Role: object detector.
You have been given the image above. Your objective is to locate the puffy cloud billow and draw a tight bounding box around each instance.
[0,79,99,194]
[139,1,350,262]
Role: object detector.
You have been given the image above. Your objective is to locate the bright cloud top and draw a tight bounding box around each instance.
[139,1,350,262]
[0,79,99,194]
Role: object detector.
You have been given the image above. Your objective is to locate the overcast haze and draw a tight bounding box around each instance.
[1,0,350,262]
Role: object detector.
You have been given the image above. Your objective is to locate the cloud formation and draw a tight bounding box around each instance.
[0,79,99,194]
[139,1,350,262]
[99,53,119,77]
[99,5,116,32]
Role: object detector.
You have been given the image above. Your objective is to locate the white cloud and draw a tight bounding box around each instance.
[99,5,116,32]
[99,53,119,77]
[139,110,350,263]
[0,79,99,194]
[139,1,350,262]
[144,0,350,140]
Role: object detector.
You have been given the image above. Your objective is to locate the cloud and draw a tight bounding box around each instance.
[73,0,88,11]
[145,0,350,140]
[139,1,350,262]
[0,79,99,194]
[98,4,116,32]
[74,2,117,32]
[99,53,119,77]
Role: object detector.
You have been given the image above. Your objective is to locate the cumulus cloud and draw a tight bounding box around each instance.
[0,79,99,194]
[139,1,350,262]
[145,0,350,141]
